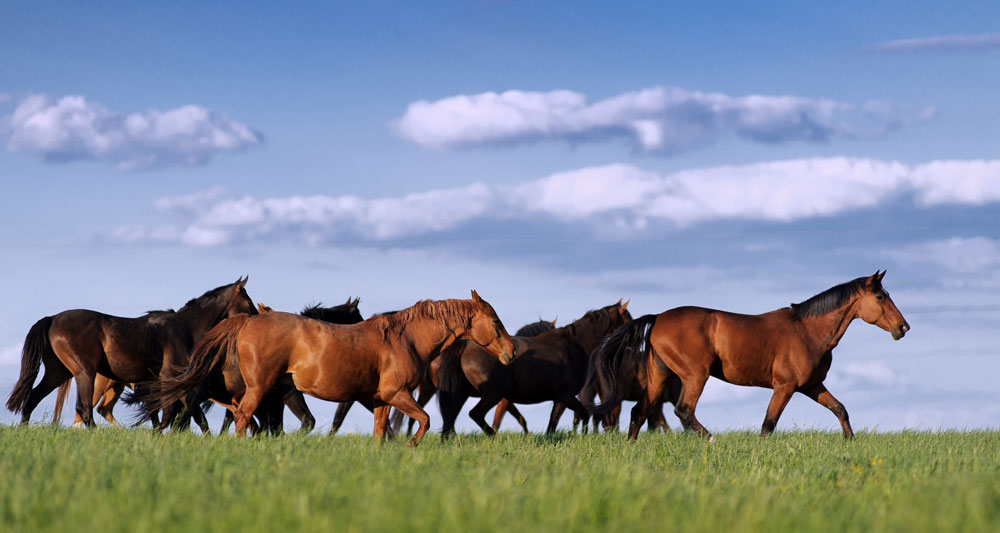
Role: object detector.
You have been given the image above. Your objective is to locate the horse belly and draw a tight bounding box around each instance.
[289,358,378,402]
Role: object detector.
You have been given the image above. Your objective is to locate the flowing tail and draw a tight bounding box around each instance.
[52,380,72,424]
[123,314,252,422]
[6,316,54,414]
[583,314,657,418]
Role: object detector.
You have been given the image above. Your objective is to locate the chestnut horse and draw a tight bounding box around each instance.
[216,298,365,434]
[6,277,257,428]
[133,291,516,446]
[434,301,631,437]
[589,271,909,440]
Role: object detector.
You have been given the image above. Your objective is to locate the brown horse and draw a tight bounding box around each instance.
[133,291,516,446]
[216,298,366,434]
[6,277,257,429]
[589,271,909,440]
[434,300,631,437]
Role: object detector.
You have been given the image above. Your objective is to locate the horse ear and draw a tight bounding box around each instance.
[877,270,886,282]
[352,297,360,308]
[235,276,248,289]
[550,317,558,327]
[471,289,483,303]
[621,298,630,311]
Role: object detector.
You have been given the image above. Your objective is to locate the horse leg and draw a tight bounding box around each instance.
[546,402,569,433]
[673,373,712,440]
[220,410,234,434]
[72,371,97,428]
[802,383,854,440]
[388,408,405,434]
[437,389,467,440]
[761,382,796,437]
[372,404,392,443]
[564,397,591,434]
[385,390,430,447]
[469,395,502,436]
[22,364,72,425]
[182,392,212,435]
[284,389,314,433]
[546,401,566,433]
[628,394,655,440]
[409,385,434,436]
[95,379,126,428]
[234,386,267,439]
[603,403,623,433]
[329,402,353,435]
[490,399,509,432]
[504,402,530,434]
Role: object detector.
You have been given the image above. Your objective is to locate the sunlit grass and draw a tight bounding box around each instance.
[1,426,997,532]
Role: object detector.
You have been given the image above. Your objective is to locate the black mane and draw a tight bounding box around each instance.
[790,276,874,318]
[516,319,556,337]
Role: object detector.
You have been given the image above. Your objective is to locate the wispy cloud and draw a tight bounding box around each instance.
[114,157,1000,247]
[392,86,931,154]
[870,33,1000,52]
[4,94,263,171]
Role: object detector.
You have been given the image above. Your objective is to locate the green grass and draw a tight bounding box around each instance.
[1,426,998,532]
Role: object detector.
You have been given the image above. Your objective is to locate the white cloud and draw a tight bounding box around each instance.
[392,86,929,154]
[890,237,1000,275]
[4,94,262,170]
[826,361,903,391]
[870,33,1000,52]
[116,157,1000,246]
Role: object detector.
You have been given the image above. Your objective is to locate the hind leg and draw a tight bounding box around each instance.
[673,374,712,440]
[329,402,353,435]
[72,372,97,428]
[505,402,530,434]
[21,365,72,425]
[284,389,314,433]
[234,386,268,438]
[94,378,125,428]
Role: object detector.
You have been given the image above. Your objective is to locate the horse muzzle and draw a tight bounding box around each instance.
[892,322,910,340]
[500,347,516,365]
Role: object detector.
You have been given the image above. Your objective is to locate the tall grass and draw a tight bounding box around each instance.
[1,426,997,532]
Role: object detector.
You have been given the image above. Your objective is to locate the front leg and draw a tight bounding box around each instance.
[801,383,854,439]
[761,382,796,436]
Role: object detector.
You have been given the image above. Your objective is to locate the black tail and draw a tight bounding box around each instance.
[435,340,470,410]
[6,316,54,414]
[584,314,657,418]
[124,315,251,422]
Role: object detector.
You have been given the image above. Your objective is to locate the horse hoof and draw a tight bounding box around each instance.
[708,435,716,443]
[72,421,84,429]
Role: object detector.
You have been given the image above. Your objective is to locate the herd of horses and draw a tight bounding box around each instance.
[5,271,909,446]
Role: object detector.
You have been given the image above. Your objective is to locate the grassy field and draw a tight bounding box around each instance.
[1,426,997,532]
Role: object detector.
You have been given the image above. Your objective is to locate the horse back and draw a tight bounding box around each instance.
[49,309,170,382]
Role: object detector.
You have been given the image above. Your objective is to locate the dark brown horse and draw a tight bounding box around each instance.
[434,301,631,437]
[589,271,909,440]
[6,277,257,429]
[132,291,516,445]
[515,317,557,337]
[578,357,681,434]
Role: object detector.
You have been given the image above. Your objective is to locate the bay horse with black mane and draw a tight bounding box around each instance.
[434,300,631,437]
[132,291,516,446]
[588,271,909,440]
[6,277,257,429]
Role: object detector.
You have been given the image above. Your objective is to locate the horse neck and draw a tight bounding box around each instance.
[397,316,456,362]
[799,298,860,353]
[566,317,615,356]
[174,303,227,342]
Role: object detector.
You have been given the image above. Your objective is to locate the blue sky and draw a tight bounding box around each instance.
[2,1,999,433]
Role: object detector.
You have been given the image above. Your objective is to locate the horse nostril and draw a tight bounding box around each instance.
[901,324,909,333]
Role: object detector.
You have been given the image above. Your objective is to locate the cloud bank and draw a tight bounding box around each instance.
[870,33,1000,52]
[392,87,930,154]
[4,94,262,170]
[115,157,1000,247]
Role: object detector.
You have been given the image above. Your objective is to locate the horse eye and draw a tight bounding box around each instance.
[875,294,884,301]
